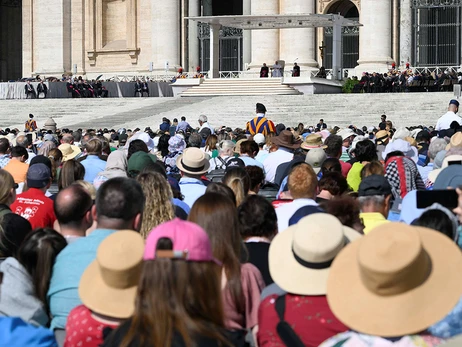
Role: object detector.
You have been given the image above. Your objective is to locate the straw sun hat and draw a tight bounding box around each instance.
[176,147,210,175]
[327,223,462,337]
[79,230,144,318]
[269,213,362,296]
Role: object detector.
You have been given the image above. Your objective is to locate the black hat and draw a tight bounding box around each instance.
[358,175,392,197]
[225,158,245,170]
[256,103,267,113]
[29,114,34,119]
[449,99,459,107]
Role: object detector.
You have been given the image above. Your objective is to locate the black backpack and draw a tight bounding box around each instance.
[206,157,229,183]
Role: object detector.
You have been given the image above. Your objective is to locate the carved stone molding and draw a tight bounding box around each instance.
[412,0,461,7]
[318,0,360,14]
[198,23,243,40]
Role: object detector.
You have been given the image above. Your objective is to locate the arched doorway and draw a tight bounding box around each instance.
[199,0,243,72]
[0,0,22,81]
[323,0,359,69]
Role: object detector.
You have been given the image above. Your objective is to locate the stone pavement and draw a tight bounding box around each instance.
[0,92,455,130]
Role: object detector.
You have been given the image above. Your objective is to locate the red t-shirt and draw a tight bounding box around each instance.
[65,305,119,347]
[257,294,348,347]
[11,188,56,229]
[339,160,352,177]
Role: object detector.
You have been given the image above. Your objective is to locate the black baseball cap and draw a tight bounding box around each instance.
[358,175,392,197]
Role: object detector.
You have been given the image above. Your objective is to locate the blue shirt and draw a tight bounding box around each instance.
[179,177,206,208]
[239,155,265,170]
[81,155,107,183]
[0,154,10,169]
[176,121,191,133]
[47,229,116,330]
[0,317,57,346]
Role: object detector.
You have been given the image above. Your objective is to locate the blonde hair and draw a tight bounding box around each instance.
[71,180,97,200]
[48,148,63,181]
[222,168,250,206]
[136,172,175,239]
[0,170,15,205]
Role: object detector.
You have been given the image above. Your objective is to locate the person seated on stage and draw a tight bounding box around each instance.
[37,80,48,98]
[141,80,149,96]
[260,63,269,78]
[292,62,300,77]
[272,61,282,77]
[134,79,143,97]
[83,80,95,97]
[94,80,108,98]
[77,80,89,98]
[24,81,36,99]
[66,79,81,98]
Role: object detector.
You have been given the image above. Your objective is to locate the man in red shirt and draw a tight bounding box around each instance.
[11,163,56,229]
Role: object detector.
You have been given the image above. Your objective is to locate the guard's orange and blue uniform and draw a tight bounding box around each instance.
[246,116,276,136]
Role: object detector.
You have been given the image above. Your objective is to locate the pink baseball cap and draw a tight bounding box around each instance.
[143,218,221,265]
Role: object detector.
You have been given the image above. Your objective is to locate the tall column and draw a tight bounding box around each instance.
[188,0,200,71]
[32,0,71,74]
[356,0,393,73]
[280,0,318,72]
[243,0,251,69]
[248,0,279,70]
[22,0,33,76]
[332,16,343,80]
[71,0,85,75]
[209,23,220,78]
[151,0,181,72]
[400,0,412,67]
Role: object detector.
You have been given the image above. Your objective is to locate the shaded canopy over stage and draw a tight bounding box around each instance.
[186,14,362,80]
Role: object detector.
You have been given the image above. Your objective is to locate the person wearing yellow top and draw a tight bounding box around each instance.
[357,174,392,234]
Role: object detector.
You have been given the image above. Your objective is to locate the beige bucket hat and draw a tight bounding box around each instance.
[79,230,144,318]
[327,223,462,337]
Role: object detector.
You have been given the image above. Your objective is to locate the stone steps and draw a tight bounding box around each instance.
[0,92,454,130]
[180,78,301,96]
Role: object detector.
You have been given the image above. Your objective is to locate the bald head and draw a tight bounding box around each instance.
[54,185,93,231]
[16,135,29,148]
[61,133,74,144]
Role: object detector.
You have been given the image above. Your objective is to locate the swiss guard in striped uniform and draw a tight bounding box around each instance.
[246,103,276,136]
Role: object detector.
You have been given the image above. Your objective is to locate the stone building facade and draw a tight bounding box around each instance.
[0,0,461,81]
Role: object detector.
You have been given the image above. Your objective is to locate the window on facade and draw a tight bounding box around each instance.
[413,0,462,66]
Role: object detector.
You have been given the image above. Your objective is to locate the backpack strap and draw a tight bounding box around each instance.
[275,295,305,347]
[216,156,227,169]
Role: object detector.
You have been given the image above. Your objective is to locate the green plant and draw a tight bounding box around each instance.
[342,78,359,93]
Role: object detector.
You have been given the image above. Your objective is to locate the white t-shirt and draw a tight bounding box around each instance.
[435,111,462,131]
[275,198,318,232]
[263,149,293,183]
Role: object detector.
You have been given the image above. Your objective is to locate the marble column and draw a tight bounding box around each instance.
[399,0,412,67]
[151,0,181,72]
[188,0,200,71]
[71,0,85,75]
[243,0,251,69]
[248,0,279,70]
[280,0,318,71]
[209,23,220,78]
[356,0,393,73]
[31,0,71,74]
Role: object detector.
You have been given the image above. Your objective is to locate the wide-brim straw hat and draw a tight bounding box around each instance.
[176,147,210,175]
[79,230,144,318]
[58,144,81,161]
[271,130,302,149]
[301,134,326,150]
[327,223,462,337]
[446,132,462,151]
[269,213,362,296]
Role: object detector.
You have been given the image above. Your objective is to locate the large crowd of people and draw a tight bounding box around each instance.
[1,100,462,346]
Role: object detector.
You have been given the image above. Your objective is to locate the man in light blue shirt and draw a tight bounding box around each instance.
[80,138,107,183]
[47,177,145,330]
[177,148,210,208]
[176,116,191,133]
